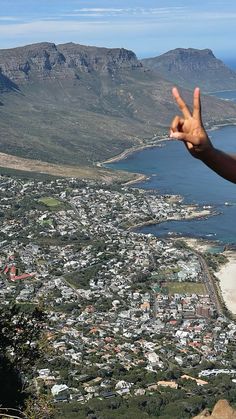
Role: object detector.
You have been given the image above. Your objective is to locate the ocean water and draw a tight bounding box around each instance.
[107,122,236,245]
[221,58,236,71]
[210,90,236,102]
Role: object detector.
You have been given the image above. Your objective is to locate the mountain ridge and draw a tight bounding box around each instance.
[142,48,236,92]
[0,42,236,176]
[0,42,142,86]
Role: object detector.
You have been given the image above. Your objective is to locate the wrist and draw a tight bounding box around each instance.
[192,137,214,160]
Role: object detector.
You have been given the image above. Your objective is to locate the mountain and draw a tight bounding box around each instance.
[0,42,236,176]
[0,42,141,83]
[142,48,236,92]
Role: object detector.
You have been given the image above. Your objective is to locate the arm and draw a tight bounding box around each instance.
[198,147,236,184]
[170,87,236,184]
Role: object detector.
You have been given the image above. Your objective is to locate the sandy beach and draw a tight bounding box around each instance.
[215,251,236,314]
[176,237,217,253]
[124,173,148,186]
[100,139,167,166]
[180,239,236,314]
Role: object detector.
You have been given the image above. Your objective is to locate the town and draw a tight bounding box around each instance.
[0,174,236,417]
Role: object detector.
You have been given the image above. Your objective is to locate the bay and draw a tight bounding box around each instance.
[210,90,236,102]
[107,125,236,245]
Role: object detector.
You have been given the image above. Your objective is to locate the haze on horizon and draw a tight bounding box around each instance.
[0,0,236,63]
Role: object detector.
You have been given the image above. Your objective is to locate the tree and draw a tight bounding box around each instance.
[0,304,47,410]
[23,394,55,419]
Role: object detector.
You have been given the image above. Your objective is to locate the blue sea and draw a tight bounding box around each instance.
[107,93,236,246]
[210,90,236,102]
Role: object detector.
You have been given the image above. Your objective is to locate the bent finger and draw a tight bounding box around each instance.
[170,115,185,132]
[172,87,191,119]
[170,131,197,145]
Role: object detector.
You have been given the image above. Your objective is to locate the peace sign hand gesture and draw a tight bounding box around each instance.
[170,87,213,158]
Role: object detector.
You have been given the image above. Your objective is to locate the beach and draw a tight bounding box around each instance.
[215,251,236,315]
[176,237,217,253]
[105,124,236,316]
[100,139,167,166]
[181,238,236,315]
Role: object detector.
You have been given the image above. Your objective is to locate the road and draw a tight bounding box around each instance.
[197,252,223,315]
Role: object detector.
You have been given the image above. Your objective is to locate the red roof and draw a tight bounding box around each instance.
[11,273,35,281]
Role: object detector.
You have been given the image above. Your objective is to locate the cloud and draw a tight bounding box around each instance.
[69,6,187,18]
[0,18,177,51]
[0,16,20,21]
[194,11,236,20]
[0,3,236,58]
[2,5,235,30]
[76,8,125,13]
[0,20,110,39]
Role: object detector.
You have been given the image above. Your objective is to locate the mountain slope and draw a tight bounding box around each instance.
[0,43,236,169]
[142,48,236,92]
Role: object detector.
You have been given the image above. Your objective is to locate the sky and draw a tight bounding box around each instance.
[0,0,236,61]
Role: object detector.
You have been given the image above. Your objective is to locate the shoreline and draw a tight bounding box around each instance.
[100,122,236,168]
[215,250,236,315]
[100,138,167,166]
[123,173,148,186]
[129,207,213,231]
[176,238,236,316]
[98,124,236,315]
[208,122,236,132]
[207,89,236,94]
[174,237,222,253]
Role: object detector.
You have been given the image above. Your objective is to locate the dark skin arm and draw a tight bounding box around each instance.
[170,87,236,184]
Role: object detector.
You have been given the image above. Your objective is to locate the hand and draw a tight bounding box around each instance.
[170,87,213,158]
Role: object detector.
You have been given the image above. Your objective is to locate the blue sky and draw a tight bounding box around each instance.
[1,0,236,60]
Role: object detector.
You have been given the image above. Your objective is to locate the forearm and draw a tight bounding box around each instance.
[199,146,236,184]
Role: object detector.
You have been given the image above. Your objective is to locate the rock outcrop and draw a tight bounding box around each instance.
[0,42,142,84]
[193,399,236,419]
[142,48,236,92]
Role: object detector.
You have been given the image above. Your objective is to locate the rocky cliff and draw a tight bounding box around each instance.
[142,48,236,92]
[193,399,236,418]
[0,42,142,85]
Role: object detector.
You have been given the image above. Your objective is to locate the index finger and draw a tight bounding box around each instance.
[172,87,191,119]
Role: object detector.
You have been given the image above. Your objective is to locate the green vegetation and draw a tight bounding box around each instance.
[167,281,206,295]
[174,240,191,250]
[0,304,53,416]
[64,264,103,289]
[40,218,54,226]
[38,196,62,208]
[0,165,60,180]
[204,252,228,271]
[55,378,236,419]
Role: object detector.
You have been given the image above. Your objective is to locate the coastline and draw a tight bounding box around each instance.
[123,173,148,186]
[99,123,236,316]
[100,138,167,166]
[207,89,236,94]
[100,121,236,168]
[178,238,236,316]
[175,237,220,253]
[130,207,213,231]
[215,250,236,315]
[208,122,236,132]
